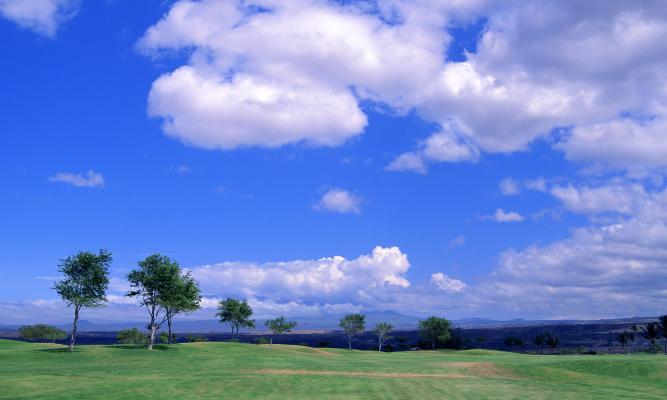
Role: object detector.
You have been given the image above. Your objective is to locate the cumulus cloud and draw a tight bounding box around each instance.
[188,246,410,305]
[387,123,479,172]
[557,117,667,174]
[48,170,105,188]
[137,0,667,175]
[0,0,78,37]
[314,188,362,214]
[430,273,466,294]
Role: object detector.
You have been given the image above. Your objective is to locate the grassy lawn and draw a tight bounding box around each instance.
[1,339,666,399]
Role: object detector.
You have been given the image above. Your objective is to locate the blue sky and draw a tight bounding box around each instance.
[1,0,666,323]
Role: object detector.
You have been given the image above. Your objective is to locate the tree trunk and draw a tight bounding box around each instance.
[167,317,173,344]
[378,336,382,352]
[270,337,273,347]
[348,335,352,350]
[432,340,436,350]
[68,305,80,352]
[148,324,157,350]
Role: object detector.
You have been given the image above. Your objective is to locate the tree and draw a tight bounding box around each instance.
[54,250,111,352]
[216,298,255,335]
[339,313,365,350]
[532,333,547,354]
[642,322,660,354]
[475,336,486,349]
[162,272,201,344]
[126,254,181,350]
[374,322,393,352]
[418,316,451,350]
[504,336,524,350]
[617,331,631,355]
[545,334,559,353]
[117,328,148,345]
[658,315,667,356]
[19,324,66,343]
[264,316,297,346]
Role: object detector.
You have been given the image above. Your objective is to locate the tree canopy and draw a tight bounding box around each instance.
[418,316,451,350]
[126,254,182,350]
[339,313,365,350]
[264,316,297,346]
[216,298,255,335]
[54,250,112,352]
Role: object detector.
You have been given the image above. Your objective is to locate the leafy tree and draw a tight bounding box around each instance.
[264,316,297,346]
[504,336,524,350]
[374,322,393,352]
[117,328,148,345]
[339,313,365,350]
[18,324,66,343]
[545,334,559,353]
[216,298,255,335]
[642,322,660,354]
[126,254,181,350]
[532,333,547,354]
[54,250,112,352]
[475,336,486,349]
[658,315,667,356]
[418,316,451,350]
[162,272,201,344]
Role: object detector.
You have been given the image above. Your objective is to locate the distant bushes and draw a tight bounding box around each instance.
[255,337,270,345]
[117,328,148,345]
[186,335,209,342]
[19,324,66,343]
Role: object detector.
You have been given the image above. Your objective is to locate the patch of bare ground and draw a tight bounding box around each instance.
[248,369,469,379]
[447,362,520,379]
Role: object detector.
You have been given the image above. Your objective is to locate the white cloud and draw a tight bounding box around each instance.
[430,273,466,294]
[557,117,667,174]
[549,183,645,215]
[187,246,410,305]
[48,170,105,188]
[489,208,524,223]
[385,152,426,174]
[387,123,479,172]
[0,0,78,37]
[138,0,667,175]
[314,188,362,214]
[499,177,519,196]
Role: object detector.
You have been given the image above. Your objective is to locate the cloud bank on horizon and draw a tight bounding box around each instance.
[1,0,667,323]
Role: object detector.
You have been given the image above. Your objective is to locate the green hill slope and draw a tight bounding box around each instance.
[1,339,665,399]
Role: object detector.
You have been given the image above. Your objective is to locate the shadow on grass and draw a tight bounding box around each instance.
[35,348,74,353]
[104,344,177,351]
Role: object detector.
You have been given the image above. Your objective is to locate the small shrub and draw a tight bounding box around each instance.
[255,337,270,345]
[117,328,148,345]
[297,342,309,347]
[160,332,176,343]
[227,338,240,343]
[186,335,209,343]
[316,341,330,348]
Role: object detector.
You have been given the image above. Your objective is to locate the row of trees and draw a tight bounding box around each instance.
[53,250,202,351]
[617,317,667,355]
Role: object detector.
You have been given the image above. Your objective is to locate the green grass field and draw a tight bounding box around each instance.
[1,339,666,399]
